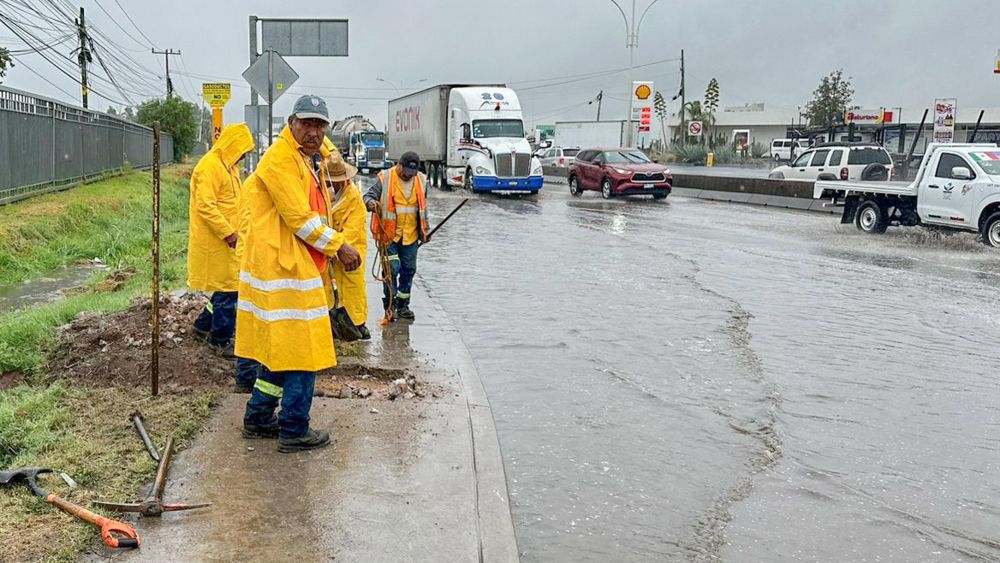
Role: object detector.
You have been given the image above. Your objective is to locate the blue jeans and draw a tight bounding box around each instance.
[235,358,261,388]
[243,368,316,439]
[193,291,237,346]
[384,240,419,307]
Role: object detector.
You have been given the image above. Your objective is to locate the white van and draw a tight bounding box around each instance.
[769,139,810,161]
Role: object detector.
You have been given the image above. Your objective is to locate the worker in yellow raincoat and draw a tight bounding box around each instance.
[325,153,370,340]
[236,95,362,453]
[187,123,254,361]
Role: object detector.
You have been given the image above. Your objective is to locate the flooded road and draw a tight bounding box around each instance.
[411,181,1000,561]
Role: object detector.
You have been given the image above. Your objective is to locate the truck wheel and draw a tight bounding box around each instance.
[601,178,613,200]
[568,175,582,197]
[981,211,1000,247]
[855,200,888,234]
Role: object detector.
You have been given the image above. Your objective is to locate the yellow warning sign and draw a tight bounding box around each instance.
[202,83,231,108]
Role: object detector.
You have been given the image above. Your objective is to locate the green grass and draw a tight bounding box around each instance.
[0,164,223,562]
[0,165,192,287]
[0,384,218,562]
[0,165,192,376]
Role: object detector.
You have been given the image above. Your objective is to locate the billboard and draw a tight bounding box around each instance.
[933,98,957,143]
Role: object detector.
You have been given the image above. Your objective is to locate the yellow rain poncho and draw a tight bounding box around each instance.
[235,126,345,372]
[329,179,368,325]
[186,123,254,291]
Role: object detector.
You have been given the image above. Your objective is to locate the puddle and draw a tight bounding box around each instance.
[0,261,107,313]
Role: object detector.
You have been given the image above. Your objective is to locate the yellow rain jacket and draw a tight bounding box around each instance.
[187,123,254,291]
[329,180,368,325]
[235,126,345,372]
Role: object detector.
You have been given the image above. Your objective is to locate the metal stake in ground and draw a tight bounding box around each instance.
[151,121,160,397]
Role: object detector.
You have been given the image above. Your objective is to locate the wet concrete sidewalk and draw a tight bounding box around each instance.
[85,279,517,562]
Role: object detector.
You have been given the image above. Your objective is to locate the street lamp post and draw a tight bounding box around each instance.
[610,0,660,147]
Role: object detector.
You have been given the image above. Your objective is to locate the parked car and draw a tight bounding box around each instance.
[568,148,672,199]
[769,138,811,161]
[768,143,894,182]
[539,146,580,168]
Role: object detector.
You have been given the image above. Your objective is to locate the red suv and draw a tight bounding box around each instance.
[568,148,672,200]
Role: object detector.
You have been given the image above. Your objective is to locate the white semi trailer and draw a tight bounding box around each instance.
[386,84,544,194]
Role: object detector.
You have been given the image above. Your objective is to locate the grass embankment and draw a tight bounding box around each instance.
[0,164,223,562]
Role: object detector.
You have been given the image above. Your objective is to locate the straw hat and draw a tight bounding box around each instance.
[326,155,358,182]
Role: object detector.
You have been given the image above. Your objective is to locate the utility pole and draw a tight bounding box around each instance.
[610,0,661,148]
[249,15,260,167]
[151,48,181,98]
[74,8,91,108]
[679,49,686,146]
[596,90,603,121]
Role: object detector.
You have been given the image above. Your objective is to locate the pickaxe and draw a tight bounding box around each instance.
[0,467,139,548]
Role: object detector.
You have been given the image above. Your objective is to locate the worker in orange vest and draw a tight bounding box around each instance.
[363,152,429,320]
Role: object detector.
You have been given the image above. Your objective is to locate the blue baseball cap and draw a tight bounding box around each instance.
[292,95,330,123]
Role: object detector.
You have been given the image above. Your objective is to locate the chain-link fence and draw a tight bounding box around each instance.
[0,86,174,205]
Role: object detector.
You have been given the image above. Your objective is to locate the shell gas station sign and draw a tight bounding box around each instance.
[631,81,654,133]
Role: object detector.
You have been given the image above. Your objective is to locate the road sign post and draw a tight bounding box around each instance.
[202,83,231,146]
[242,50,298,147]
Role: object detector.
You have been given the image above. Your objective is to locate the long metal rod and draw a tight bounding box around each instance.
[970,109,985,142]
[152,437,174,501]
[151,122,160,397]
[132,413,160,462]
[427,198,469,240]
[904,108,929,178]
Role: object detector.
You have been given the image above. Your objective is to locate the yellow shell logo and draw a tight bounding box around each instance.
[634,84,652,100]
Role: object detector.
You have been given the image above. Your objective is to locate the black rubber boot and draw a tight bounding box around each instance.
[358,324,371,340]
[192,327,211,343]
[278,428,331,453]
[242,422,279,439]
[395,298,415,320]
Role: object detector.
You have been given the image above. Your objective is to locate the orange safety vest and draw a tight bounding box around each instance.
[370,167,429,245]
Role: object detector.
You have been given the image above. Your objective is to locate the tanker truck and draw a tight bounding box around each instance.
[329,115,388,174]
[386,84,544,194]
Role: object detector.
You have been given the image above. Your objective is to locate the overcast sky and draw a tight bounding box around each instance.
[3,0,999,129]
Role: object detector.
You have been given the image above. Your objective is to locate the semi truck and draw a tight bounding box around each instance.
[386,84,544,194]
[814,143,1000,246]
[329,115,388,173]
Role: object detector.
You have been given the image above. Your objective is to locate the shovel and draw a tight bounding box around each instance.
[0,467,140,549]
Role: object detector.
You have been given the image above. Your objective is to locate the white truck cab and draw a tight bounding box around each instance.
[815,143,1000,246]
[446,87,543,193]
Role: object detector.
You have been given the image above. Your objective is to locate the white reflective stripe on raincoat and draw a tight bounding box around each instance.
[239,271,324,292]
[237,300,329,322]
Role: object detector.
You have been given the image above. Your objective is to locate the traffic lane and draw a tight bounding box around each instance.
[420,182,1000,561]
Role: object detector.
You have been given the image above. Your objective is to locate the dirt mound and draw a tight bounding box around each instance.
[49,292,232,393]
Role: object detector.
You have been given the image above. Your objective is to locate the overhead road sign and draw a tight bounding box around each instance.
[260,19,349,57]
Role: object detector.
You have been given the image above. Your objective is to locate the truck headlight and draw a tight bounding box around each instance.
[531,163,543,176]
[474,166,490,175]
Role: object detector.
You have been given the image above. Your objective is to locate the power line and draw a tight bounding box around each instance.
[516,57,681,92]
[92,0,150,52]
[111,0,157,48]
[12,58,77,99]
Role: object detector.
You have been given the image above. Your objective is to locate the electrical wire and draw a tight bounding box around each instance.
[111,0,157,48]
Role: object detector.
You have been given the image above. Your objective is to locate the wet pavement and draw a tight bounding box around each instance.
[414,180,1000,561]
[83,277,517,563]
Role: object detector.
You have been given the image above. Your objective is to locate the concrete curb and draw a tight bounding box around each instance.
[416,287,520,562]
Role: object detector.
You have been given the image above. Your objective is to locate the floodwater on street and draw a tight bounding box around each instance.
[404,178,1000,562]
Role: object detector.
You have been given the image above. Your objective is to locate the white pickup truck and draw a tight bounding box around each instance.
[814,143,1000,246]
